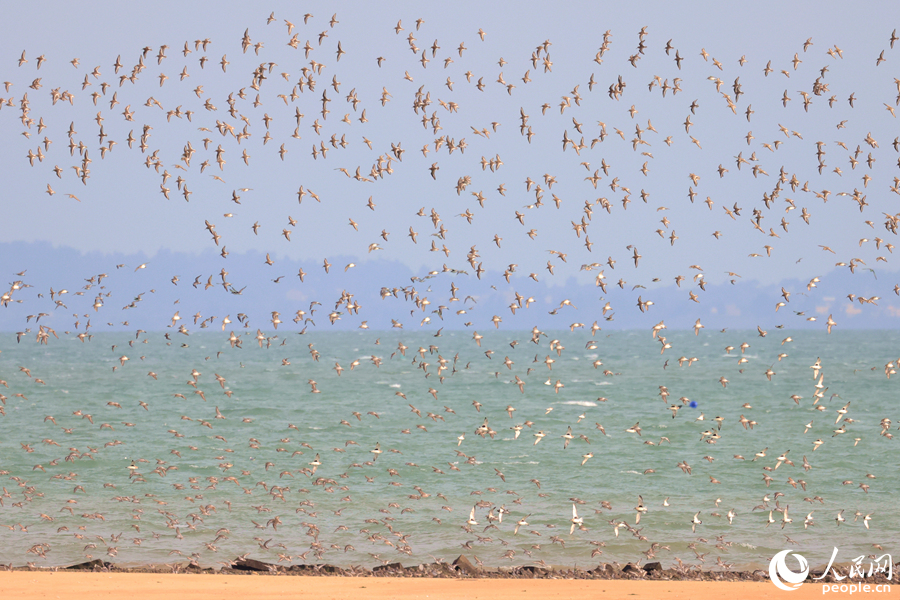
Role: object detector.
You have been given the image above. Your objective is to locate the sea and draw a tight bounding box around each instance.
[0,328,896,571]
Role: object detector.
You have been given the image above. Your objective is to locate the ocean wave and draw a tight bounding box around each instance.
[560,400,598,407]
[593,381,612,386]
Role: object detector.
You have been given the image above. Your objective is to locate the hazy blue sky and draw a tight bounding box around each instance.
[1,1,898,332]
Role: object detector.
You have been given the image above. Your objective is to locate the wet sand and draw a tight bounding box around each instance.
[0,571,848,600]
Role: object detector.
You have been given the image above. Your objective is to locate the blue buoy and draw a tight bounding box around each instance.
[689,400,698,408]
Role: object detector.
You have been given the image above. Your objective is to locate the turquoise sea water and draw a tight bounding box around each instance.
[0,329,896,570]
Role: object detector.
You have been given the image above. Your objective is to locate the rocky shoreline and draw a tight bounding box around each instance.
[4,556,894,585]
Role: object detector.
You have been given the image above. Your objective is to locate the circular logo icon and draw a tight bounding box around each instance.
[769,549,810,591]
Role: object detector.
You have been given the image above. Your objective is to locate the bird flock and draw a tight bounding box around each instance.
[1,11,899,572]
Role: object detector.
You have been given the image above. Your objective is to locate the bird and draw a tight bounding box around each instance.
[691,511,702,533]
[635,495,648,523]
[569,504,584,534]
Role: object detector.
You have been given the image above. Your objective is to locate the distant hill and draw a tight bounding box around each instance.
[1,241,896,333]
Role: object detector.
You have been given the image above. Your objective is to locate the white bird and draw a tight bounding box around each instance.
[569,504,583,534]
[514,515,530,535]
[781,505,792,528]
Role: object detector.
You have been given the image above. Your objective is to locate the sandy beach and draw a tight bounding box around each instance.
[0,572,858,600]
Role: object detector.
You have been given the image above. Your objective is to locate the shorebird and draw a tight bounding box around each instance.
[514,515,530,535]
[569,504,584,534]
[635,495,648,523]
[691,511,702,533]
[561,426,575,448]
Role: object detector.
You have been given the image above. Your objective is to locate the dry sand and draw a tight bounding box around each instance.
[0,572,870,600]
